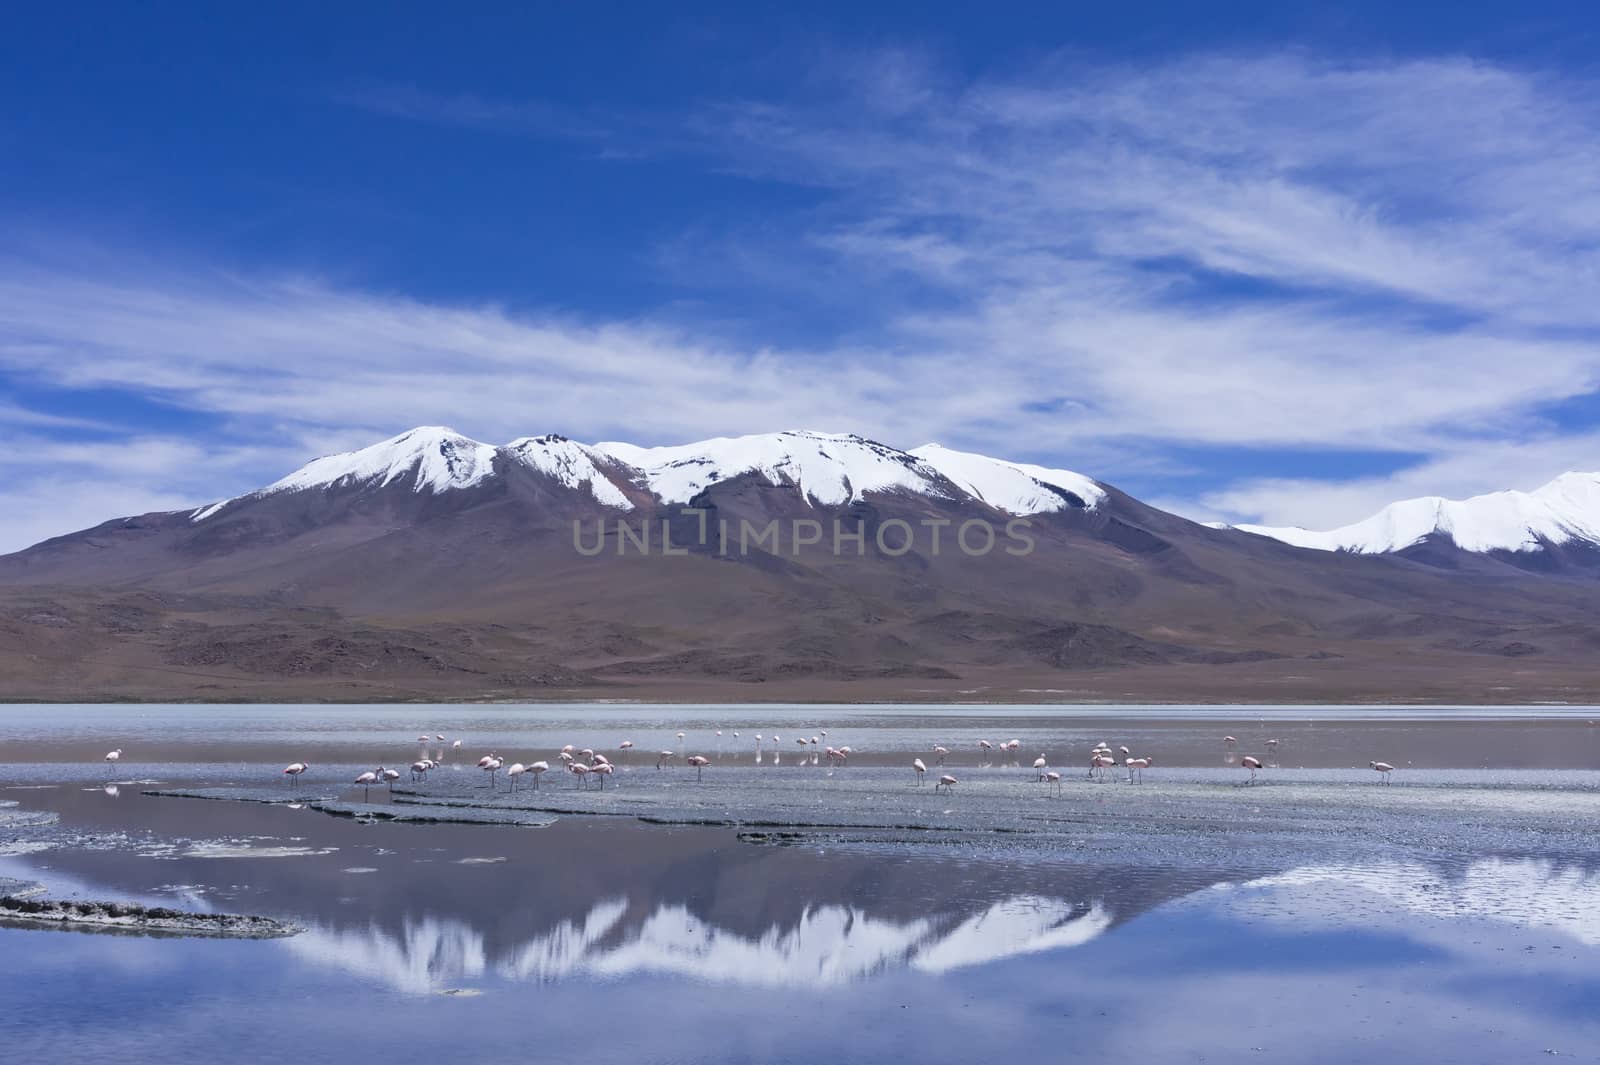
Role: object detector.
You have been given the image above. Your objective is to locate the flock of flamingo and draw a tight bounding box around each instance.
[88,730,1405,799]
[82,729,1395,797]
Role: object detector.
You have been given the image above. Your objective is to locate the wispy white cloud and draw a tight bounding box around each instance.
[4,49,1600,549]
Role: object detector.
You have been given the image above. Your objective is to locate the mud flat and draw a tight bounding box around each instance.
[305,800,557,827]
[377,764,1600,866]
[0,893,300,938]
[141,786,338,804]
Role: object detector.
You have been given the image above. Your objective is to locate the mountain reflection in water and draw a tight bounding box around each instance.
[278,855,1600,995]
[285,894,1115,994]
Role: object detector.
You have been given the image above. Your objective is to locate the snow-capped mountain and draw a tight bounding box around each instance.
[1233,472,1600,556]
[188,427,1106,521]
[11,422,1600,704]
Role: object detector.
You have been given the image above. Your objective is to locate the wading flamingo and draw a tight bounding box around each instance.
[1370,760,1395,783]
[409,760,430,782]
[1045,770,1062,796]
[912,757,927,785]
[1090,752,1116,782]
[686,754,710,781]
[284,762,310,784]
[529,761,549,789]
[933,745,949,767]
[1241,755,1263,784]
[506,763,527,791]
[656,750,675,770]
[934,774,958,794]
[1032,755,1048,781]
[355,769,378,800]
[381,766,400,791]
[1126,756,1151,784]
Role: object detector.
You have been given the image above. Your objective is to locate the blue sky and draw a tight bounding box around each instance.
[4,3,1600,551]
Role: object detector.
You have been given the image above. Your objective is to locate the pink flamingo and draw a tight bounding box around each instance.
[1090,752,1116,782]
[912,757,927,785]
[686,754,710,781]
[529,761,549,789]
[1045,770,1062,796]
[1241,755,1263,784]
[283,762,310,784]
[1370,760,1395,783]
[934,773,958,794]
[1125,757,1151,783]
[933,745,949,767]
[1032,755,1048,781]
[354,769,378,800]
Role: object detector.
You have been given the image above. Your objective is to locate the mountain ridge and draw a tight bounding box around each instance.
[6,426,1600,703]
[1232,471,1600,559]
[179,426,1111,531]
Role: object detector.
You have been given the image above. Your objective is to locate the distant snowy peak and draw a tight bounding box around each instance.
[189,427,1108,522]
[506,434,634,511]
[594,431,952,508]
[190,427,498,522]
[911,444,1105,514]
[1236,472,1600,555]
[271,427,497,495]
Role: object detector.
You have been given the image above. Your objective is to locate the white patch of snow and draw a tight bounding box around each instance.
[1235,472,1600,554]
[506,435,633,510]
[911,444,1104,515]
[185,425,1119,523]
[192,427,499,521]
[265,427,498,497]
[595,431,950,507]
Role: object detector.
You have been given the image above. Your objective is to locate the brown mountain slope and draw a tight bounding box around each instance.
[4,455,1600,703]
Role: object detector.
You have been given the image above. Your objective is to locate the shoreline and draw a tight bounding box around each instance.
[1,697,1597,710]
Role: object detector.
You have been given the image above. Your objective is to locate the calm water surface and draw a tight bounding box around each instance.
[1,705,1597,1064]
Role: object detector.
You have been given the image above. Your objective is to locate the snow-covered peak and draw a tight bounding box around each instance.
[911,444,1104,515]
[189,427,499,521]
[187,426,1115,524]
[506,434,633,510]
[594,430,951,507]
[1234,472,1600,555]
[266,427,500,497]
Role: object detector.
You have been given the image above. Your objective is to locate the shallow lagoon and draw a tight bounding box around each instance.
[2,705,1598,1064]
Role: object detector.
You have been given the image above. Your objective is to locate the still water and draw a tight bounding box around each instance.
[1,705,1597,1064]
